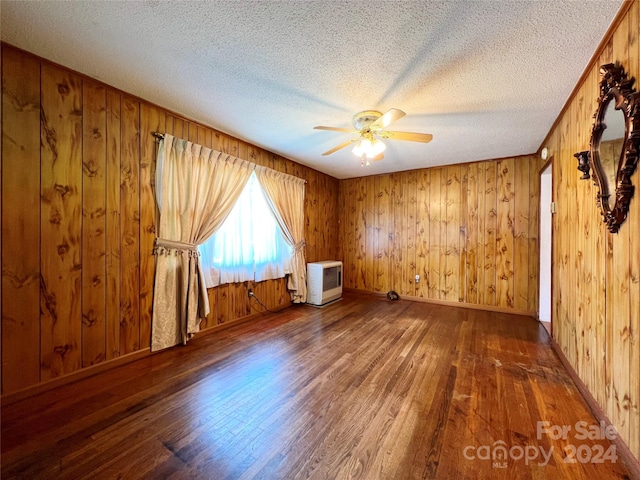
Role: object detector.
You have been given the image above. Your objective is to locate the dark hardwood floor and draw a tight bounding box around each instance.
[1,292,634,479]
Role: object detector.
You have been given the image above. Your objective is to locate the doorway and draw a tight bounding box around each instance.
[539,161,553,333]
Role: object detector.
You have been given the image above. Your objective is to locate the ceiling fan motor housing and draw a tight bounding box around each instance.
[352,110,383,131]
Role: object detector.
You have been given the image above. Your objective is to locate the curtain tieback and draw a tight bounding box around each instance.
[293,240,306,252]
[154,237,201,257]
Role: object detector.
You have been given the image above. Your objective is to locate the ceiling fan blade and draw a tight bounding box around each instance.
[314,126,358,133]
[322,138,358,156]
[372,153,385,161]
[379,131,433,143]
[371,108,406,130]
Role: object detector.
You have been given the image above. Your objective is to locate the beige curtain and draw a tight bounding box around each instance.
[255,166,307,303]
[152,134,254,351]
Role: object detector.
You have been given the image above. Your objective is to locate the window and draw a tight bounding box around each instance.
[199,172,292,287]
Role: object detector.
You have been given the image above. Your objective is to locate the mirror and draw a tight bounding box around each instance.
[599,100,625,210]
[575,63,640,233]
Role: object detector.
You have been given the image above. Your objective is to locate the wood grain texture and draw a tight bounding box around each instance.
[466,163,479,304]
[610,3,632,455]
[416,169,430,298]
[40,64,83,380]
[627,0,640,457]
[429,168,442,298]
[496,158,515,308]
[365,174,375,291]
[338,157,539,313]
[345,178,356,287]
[438,168,448,299]
[514,157,529,311]
[1,45,339,395]
[355,177,366,290]
[306,170,318,263]
[527,157,539,313]
[483,161,498,306]
[81,81,107,367]
[541,0,640,462]
[1,47,41,392]
[391,173,404,294]
[403,171,417,297]
[139,104,164,349]
[106,91,122,361]
[375,175,391,292]
[119,97,141,355]
[1,292,633,480]
[445,165,460,302]
[458,167,468,303]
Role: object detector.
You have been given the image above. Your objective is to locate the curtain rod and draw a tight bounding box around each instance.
[151,132,307,184]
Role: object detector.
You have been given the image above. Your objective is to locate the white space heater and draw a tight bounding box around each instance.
[306,261,343,306]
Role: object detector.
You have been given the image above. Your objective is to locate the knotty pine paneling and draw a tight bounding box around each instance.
[483,162,498,305]
[1,48,41,392]
[40,63,83,381]
[496,157,515,308]
[139,104,165,349]
[106,91,122,361]
[415,169,429,298]
[120,97,141,355]
[338,155,539,313]
[428,168,442,298]
[540,0,639,460]
[0,44,339,396]
[465,163,479,304]
[446,165,461,303]
[81,81,107,367]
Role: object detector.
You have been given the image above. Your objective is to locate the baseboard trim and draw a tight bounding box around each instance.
[195,303,291,337]
[550,337,640,479]
[1,348,152,406]
[343,288,536,318]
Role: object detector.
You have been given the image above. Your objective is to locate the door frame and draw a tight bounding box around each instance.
[538,158,554,335]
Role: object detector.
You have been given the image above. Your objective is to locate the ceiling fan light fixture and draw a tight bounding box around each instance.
[352,139,367,157]
[352,137,386,159]
[316,108,432,161]
[368,138,386,157]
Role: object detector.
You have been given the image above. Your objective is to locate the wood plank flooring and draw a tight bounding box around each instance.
[1,292,634,479]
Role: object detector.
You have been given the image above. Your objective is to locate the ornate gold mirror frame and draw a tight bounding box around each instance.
[575,63,639,233]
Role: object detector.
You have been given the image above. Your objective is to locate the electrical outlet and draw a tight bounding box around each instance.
[415,274,420,283]
[248,289,254,297]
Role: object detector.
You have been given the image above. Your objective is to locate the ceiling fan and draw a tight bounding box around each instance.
[314,108,433,166]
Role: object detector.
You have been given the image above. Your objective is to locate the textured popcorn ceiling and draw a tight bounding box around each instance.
[1,1,624,179]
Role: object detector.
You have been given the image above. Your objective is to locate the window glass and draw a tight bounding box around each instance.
[199,172,291,287]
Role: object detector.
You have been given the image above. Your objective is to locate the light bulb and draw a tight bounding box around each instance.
[352,140,364,157]
[367,139,386,158]
[353,137,385,162]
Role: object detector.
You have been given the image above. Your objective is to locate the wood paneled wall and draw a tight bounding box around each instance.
[1,44,339,395]
[542,0,639,461]
[338,156,539,313]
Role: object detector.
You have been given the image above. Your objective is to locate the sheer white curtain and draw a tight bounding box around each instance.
[255,166,307,303]
[152,134,254,351]
[199,172,292,287]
